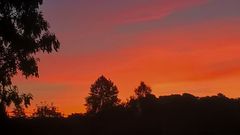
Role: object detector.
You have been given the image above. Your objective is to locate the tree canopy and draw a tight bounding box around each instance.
[85,75,120,114]
[0,0,59,120]
[0,0,60,86]
[32,102,62,118]
[134,81,152,98]
[0,85,32,119]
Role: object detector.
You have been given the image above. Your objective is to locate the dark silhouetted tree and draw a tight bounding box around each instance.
[32,102,63,118]
[85,75,120,114]
[134,81,152,98]
[126,82,157,116]
[0,0,60,86]
[68,113,84,120]
[0,85,32,120]
[0,0,59,120]
[12,105,26,118]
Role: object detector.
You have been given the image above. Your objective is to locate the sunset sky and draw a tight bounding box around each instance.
[13,0,240,115]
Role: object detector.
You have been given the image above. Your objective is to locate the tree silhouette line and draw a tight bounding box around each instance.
[2,75,240,135]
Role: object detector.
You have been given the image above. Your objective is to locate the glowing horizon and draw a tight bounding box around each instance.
[13,0,240,115]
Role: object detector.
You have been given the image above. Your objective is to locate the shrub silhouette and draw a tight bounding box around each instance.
[12,105,27,118]
[32,102,63,118]
[0,85,32,121]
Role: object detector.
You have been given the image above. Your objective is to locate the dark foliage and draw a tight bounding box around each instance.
[0,0,60,86]
[5,93,240,135]
[85,75,120,114]
[12,105,26,118]
[32,102,63,118]
[0,85,32,121]
[134,81,152,98]
[0,0,59,121]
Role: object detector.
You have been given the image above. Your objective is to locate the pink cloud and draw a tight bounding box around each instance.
[113,0,207,24]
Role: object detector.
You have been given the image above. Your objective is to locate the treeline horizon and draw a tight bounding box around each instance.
[5,75,240,118]
[2,75,240,135]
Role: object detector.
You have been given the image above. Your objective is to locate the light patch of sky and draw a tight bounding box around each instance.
[116,0,240,35]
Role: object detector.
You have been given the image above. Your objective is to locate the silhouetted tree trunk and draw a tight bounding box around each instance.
[0,102,7,123]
